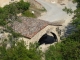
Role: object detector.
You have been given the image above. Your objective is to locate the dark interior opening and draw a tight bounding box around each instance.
[38,32,58,45]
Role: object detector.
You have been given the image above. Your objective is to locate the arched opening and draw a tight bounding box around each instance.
[38,32,58,45]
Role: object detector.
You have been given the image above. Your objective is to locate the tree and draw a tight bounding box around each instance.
[45,43,62,60]
[61,40,80,60]
[17,0,30,12]
[0,40,43,60]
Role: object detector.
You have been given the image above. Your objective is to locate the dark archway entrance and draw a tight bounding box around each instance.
[38,32,58,45]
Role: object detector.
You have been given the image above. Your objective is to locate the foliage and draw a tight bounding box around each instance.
[39,7,46,12]
[0,40,42,60]
[0,19,7,26]
[0,0,30,26]
[61,2,80,57]
[61,40,80,60]
[0,7,8,20]
[1,0,80,60]
[45,43,62,60]
[63,7,73,14]
[17,0,30,12]
[45,39,80,60]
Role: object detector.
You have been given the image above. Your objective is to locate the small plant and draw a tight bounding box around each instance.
[63,7,73,14]
[39,7,46,12]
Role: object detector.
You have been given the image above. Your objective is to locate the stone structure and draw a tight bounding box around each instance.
[12,17,60,47]
[12,17,49,39]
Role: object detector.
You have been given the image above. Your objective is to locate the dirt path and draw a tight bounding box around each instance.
[36,0,77,22]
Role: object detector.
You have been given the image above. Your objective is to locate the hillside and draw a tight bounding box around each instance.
[0,0,80,60]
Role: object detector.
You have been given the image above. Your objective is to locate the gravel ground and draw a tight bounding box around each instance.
[36,0,77,22]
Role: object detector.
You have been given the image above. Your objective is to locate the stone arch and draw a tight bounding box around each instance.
[38,32,58,45]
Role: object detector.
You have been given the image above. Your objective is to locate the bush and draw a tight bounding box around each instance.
[63,7,73,14]
[17,0,30,12]
[0,19,7,26]
[0,0,30,24]
[45,43,62,60]
[0,40,43,60]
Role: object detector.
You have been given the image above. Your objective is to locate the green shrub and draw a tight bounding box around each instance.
[17,0,30,12]
[45,43,62,60]
[0,19,7,26]
[63,7,73,14]
[0,40,43,60]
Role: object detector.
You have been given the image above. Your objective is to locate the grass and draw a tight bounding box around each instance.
[22,10,36,18]
[39,7,46,12]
